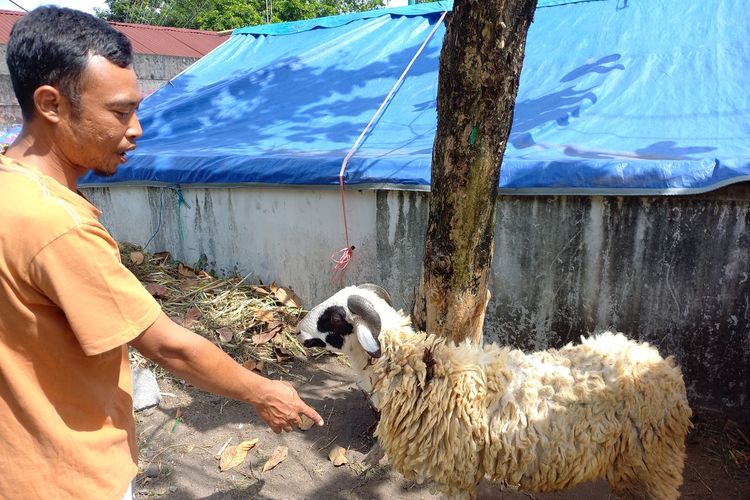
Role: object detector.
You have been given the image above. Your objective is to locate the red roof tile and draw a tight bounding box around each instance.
[0,9,228,58]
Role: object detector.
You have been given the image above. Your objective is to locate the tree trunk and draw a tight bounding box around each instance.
[413,0,538,344]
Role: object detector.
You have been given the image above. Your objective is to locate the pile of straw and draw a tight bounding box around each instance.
[119,242,326,380]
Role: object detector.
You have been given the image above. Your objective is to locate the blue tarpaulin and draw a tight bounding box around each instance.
[80,0,750,195]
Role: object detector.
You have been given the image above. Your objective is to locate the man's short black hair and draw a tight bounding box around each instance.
[6,6,133,120]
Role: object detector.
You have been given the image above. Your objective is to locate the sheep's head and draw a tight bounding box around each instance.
[296,284,394,359]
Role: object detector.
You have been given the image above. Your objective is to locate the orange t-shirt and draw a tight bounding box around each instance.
[0,156,161,499]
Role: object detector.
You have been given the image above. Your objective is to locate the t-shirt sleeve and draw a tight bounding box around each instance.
[28,222,161,356]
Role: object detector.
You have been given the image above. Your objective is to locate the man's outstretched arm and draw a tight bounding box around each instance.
[130,311,323,433]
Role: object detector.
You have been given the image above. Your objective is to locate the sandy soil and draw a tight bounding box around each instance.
[133,356,750,500]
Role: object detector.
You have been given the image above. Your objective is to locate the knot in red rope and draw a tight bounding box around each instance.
[330,246,355,285]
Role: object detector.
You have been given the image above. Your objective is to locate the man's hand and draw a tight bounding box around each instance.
[252,379,324,433]
[131,312,324,433]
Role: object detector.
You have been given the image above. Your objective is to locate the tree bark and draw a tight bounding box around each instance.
[413,0,539,344]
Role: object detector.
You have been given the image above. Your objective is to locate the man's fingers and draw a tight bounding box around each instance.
[286,381,324,426]
[299,404,324,426]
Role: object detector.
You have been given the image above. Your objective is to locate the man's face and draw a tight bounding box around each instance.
[57,55,142,177]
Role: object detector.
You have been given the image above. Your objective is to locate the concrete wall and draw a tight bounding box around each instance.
[81,184,750,414]
[0,45,198,125]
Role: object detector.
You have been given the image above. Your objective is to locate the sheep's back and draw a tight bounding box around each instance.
[483,331,691,491]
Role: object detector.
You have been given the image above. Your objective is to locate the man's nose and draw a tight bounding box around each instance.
[127,112,142,141]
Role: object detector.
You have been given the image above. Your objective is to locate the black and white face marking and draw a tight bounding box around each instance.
[316,305,353,348]
[296,287,358,353]
[296,284,390,358]
[302,337,327,349]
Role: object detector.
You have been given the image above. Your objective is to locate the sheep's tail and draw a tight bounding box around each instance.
[610,354,692,500]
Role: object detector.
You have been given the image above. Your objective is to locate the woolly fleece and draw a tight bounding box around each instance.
[372,327,692,500]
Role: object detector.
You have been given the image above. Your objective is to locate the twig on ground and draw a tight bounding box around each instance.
[142,443,194,466]
[317,435,339,453]
[214,437,233,459]
[687,463,713,494]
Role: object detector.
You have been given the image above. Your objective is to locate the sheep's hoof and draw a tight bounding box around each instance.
[351,459,385,477]
[350,461,370,476]
[351,444,386,476]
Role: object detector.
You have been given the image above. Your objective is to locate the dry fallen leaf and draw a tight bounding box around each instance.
[328,446,348,466]
[145,283,169,299]
[129,251,145,265]
[253,308,275,323]
[262,446,288,473]
[178,263,197,277]
[178,278,199,291]
[217,327,234,343]
[272,285,302,308]
[252,323,282,345]
[219,438,259,472]
[252,286,270,296]
[273,346,293,362]
[299,415,315,431]
[242,359,257,371]
[152,251,172,265]
[175,307,202,327]
[185,307,202,320]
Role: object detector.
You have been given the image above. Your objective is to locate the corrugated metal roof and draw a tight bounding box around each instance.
[108,21,228,57]
[0,9,21,41]
[0,10,227,58]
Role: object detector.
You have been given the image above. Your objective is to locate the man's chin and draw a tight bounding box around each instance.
[91,168,116,177]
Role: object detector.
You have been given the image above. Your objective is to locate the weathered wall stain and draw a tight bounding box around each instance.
[375,191,429,306]
[83,185,750,412]
[489,192,749,411]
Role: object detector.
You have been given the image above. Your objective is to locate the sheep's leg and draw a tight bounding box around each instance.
[609,482,649,500]
[609,457,682,500]
[362,441,386,467]
[608,413,686,500]
[636,454,684,500]
[351,442,386,476]
[445,487,477,500]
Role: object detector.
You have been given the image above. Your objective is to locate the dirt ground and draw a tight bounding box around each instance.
[132,355,750,500]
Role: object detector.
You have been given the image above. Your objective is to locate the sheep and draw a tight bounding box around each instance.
[296,284,693,500]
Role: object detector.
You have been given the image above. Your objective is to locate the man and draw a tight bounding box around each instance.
[0,7,323,499]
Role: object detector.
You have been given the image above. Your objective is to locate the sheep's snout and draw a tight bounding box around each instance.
[302,337,327,348]
[294,324,326,348]
[295,317,318,344]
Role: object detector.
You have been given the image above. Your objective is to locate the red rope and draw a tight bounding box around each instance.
[330,245,355,286]
[331,175,355,285]
[330,10,448,285]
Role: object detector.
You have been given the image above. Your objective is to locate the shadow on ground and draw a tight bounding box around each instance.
[134,355,748,500]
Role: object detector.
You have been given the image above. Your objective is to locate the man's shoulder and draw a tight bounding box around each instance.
[0,161,90,248]
[2,170,70,216]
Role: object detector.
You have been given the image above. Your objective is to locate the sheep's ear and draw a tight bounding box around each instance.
[357,283,393,306]
[355,323,381,358]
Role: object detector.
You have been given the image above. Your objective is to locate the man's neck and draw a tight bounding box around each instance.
[4,127,81,191]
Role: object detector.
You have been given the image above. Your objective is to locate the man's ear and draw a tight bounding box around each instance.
[32,85,64,123]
